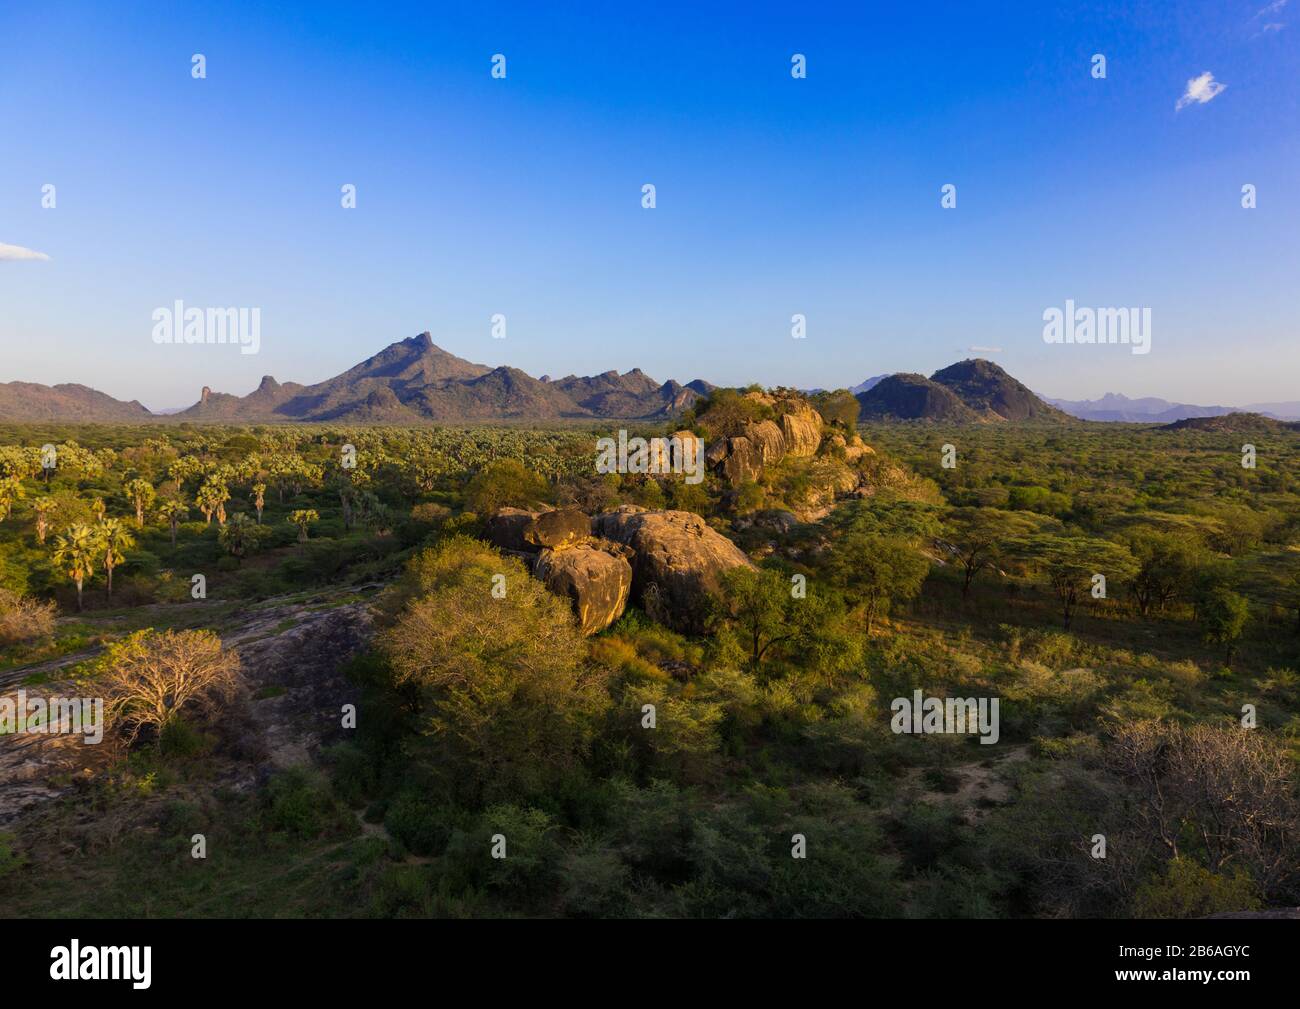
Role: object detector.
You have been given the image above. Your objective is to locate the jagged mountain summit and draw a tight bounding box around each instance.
[177,333,716,422]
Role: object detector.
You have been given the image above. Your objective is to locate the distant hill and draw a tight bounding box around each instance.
[176,333,712,423]
[1045,392,1300,423]
[1161,412,1300,434]
[1047,392,1237,423]
[856,373,980,422]
[931,359,1071,422]
[0,382,152,422]
[855,360,1068,423]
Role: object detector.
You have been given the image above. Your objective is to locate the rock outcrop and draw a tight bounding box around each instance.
[523,507,590,549]
[707,435,764,486]
[485,507,538,552]
[535,544,632,635]
[744,420,787,464]
[592,507,754,633]
[779,402,823,457]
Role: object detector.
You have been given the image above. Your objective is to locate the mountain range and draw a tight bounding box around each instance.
[1043,392,1300,423]
[0,334,714,424]
[1,334,1294,427]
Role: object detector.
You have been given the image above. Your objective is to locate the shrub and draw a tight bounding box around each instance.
[0,588,57,646]
[98,629,241,743]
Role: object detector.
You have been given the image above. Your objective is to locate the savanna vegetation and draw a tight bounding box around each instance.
[1,413,1297,918]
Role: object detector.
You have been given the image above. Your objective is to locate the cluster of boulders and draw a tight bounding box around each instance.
[486,505,754,636]
[700,393,872,489]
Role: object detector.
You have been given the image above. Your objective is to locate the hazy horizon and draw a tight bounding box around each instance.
[2,0,1297,410]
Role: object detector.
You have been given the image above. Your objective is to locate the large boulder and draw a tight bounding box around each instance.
[668,431,704,473]
[779,403,823,457]
[705,436,763,486]
[718,436,763,485]
[485,507,538,552]
[523,508,590,549]
[592,508,755,633]
[744,420,787,464]
[535,545,632,636]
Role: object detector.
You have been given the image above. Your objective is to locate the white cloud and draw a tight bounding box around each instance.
[1252,0,1287,19]
[0,242,50,261]
[1175,71,1227,111]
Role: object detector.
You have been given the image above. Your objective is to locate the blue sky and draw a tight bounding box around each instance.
[1,0,1297,410]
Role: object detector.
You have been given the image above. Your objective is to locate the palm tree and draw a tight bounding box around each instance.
[51,523,99,611]
[98,518,135,599]
[124,478,156,528]
[32,497,55,544]
[288,509,319,544]
[196,479,231,527]
[0,475,24,523]
[219,513,261,562]
[250,482,267,524]
[157,499,189,546]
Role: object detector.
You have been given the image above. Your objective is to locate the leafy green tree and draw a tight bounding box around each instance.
[811,389,860,430]
[1197,585,1249,665]
[378,537,608,799]
[828,533,930,635]
[717,566,828,676]
[1017,533,1137,630]
[1128,530,1203,617]
[465,459,549,515]
[51,523,99,611]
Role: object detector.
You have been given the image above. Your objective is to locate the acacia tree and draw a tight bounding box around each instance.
[51,523,99,611]
[718,566,827,676]
[123,478,156,528]
[1197,585,1249,666]
[1128,529,1203,617]
[1017,533,1138,630]
[828,533,930,636]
